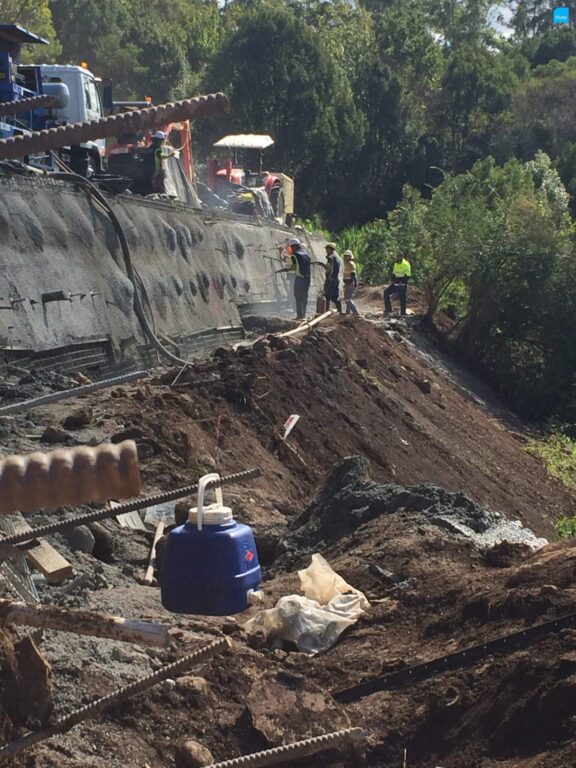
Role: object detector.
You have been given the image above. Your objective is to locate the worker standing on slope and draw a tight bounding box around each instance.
[324,243,343,313]
[384,252,411,317]
[342,250,360,316]
[288,237,311,320]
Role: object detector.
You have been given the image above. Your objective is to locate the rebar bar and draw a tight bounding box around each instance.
[0,468,262,548]
[0,637,229,761]
[0,370,147,415]
[0,94,58,117]
[0,93,229,160]
[205,727,364,768]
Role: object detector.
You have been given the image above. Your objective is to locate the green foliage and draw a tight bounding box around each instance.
[49,0,220,100]
[527,433,576,538]
[338,220,395,283]
[200,3,364,216]
[0,0,61,60]
[529,432,576,489]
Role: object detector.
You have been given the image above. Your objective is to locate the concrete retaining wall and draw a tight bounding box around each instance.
[0,175,325,367]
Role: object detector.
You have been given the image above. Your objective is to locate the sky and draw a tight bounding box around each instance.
[489,4,514,36]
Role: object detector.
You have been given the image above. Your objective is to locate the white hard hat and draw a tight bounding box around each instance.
[288,237,301,247]
[153,130,166,140]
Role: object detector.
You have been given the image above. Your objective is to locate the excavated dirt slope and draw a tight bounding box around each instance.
[0,314,575,768]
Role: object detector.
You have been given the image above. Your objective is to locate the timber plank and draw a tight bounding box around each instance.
[12,516,73,584]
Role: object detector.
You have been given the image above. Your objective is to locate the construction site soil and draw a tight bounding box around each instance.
[1,304,576,768]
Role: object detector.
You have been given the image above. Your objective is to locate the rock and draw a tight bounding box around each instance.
[199,454,217,470]
[246,672,350,746]
[62,525,95,554]
[40,425,72,444]
[485,541,531,568]
[415,378,431,394]
[61,407,93,430]
[221,619,240,636]
[132,388,147,402]
[12,637,53,727]
[110,426,145,443]
[269,336,289,351]
[356,358,369,369]
[276,348,298,362]
[540,584,560,597]
[88,522,115,562]
[175,501,192,526]
[175,740,214,768]
[176,676,211,697]
[74,372,93,386]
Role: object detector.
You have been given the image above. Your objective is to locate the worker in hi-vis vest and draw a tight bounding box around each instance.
[384,253,411,316]
[148,131,176,194]
[342,250,360,316]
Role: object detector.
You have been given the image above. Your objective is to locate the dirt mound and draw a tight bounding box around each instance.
[2,314,576,767]
[101,316,571,539]
[275,454,512,568]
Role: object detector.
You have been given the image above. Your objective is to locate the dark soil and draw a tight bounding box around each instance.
[0,313,575,768]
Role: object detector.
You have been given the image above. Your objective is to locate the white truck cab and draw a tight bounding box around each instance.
[39,64,103,122]
[37,64,105,155]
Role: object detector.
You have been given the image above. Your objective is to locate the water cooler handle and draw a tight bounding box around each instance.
[195,473,224,531]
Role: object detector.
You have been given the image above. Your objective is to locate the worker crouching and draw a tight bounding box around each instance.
[342,250,360,316]
[288,237,311,320]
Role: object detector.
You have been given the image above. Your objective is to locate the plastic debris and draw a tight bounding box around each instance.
[245,553,369,654]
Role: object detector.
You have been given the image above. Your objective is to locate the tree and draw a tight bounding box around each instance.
[440,43,522,169]
[507,0,561,38]
[201,2,364,219]
[49,0,220,100]
[420,0,493,49]
[0,0,61,59]
[507,58,576,162]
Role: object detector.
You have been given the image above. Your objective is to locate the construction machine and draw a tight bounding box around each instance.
[208,133,294,222]
[0,23,109,173]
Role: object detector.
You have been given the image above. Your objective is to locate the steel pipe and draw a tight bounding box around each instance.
[0,93,229,160]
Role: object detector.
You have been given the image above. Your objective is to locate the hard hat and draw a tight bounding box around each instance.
[343,250,353,258]
[325,242,336,251]
[288,237,301,247]
[153,130,166,140]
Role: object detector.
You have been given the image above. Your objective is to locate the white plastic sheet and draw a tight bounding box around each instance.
[245,554,370,654]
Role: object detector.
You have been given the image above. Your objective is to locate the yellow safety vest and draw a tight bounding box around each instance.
[392,259,411,278]
[343,260,357,280]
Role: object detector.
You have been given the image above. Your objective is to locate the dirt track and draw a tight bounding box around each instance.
[1,308,576,768]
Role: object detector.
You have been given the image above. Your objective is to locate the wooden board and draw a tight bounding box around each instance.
[12,515,73,584]
[109,500,147,531]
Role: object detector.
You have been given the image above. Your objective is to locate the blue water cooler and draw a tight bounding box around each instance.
[160,473,261,615]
